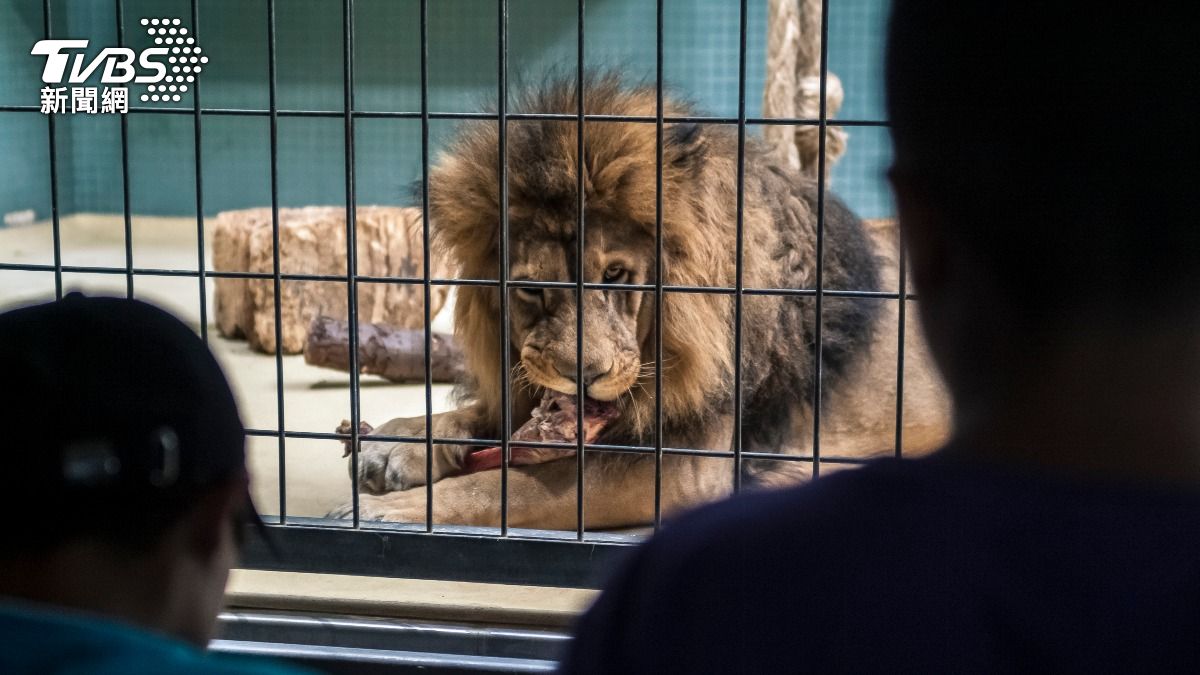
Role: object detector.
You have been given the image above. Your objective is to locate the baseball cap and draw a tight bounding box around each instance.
[0,293,264,549]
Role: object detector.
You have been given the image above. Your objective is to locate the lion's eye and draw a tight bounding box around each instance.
[603,265,627,284]
[515,286,544,305]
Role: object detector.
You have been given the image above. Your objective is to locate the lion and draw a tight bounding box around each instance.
[330,74,950,529]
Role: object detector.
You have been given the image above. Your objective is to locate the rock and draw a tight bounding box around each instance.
[211,206,450,354]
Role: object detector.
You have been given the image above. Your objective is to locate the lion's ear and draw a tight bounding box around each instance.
[665,123,707,171]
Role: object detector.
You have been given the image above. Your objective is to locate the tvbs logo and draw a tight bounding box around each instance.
[32,17,207,114]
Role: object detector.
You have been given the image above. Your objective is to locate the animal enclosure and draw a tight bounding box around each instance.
[0,0,946,590]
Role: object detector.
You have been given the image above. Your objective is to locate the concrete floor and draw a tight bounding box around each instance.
[0,214,455,519]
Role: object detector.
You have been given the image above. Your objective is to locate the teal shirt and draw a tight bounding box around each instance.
[0,602,309,675]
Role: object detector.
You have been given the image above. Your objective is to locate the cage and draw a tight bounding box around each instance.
[1,0,949,670]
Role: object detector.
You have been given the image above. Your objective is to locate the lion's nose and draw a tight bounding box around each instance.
[557,362,607,387]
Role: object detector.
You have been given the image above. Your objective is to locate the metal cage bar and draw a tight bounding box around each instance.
[190,0,208,343]
[0,103,888,128]
[0,261,913,300]
[895,230,907,458]
[652,0,665,530]
[9,0,902,590]
[237,426,878,468]
[265,0,288,522]
[41,0,62,300]
[419,0,435,533]
[341,0,363,528]
[732,0,749,492]
[114,0,134,298]
[810,0,833,480]
[497,0,512,535]
[242,520,634,590]
[574,0,587,540]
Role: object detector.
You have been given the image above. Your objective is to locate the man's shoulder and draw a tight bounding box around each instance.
[565,456,1200,673]
[564,459,939,673]
[621,453,1200,617]
[180,652,312,675]
[0,603,309,675]
[648,458,928,562]
[641,453,1200,574]
[69,650,307,675]
[595,457,944,629]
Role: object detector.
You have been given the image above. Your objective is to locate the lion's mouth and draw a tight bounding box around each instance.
[461,390,620,474]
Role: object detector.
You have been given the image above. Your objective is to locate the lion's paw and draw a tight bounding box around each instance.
[353,438,432,494]
[325,493,426,524]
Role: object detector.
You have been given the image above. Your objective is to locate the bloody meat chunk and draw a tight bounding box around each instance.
[461,390,620,473]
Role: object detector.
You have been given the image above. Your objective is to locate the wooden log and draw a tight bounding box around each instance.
[304,316,464,384]
[212,206,451,354]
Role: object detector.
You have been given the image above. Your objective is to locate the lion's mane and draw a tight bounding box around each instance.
[429,73,881,463]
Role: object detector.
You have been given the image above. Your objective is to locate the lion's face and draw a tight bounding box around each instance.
[509,217,653,402]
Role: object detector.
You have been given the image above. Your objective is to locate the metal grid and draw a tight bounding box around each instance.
[0,0,905,589]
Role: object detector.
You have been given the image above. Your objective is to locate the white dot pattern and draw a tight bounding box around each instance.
[137,17,206,105]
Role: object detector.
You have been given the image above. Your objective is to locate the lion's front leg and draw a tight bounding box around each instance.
[329,452,733,530]
[349,407,483,495]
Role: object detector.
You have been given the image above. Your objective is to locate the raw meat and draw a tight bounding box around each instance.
[461,390,619,473]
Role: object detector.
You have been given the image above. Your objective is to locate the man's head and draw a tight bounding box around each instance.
[886,2,1198,396]
[0,294,255,644]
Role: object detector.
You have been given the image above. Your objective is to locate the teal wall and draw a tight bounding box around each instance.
[0,0,891,225]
